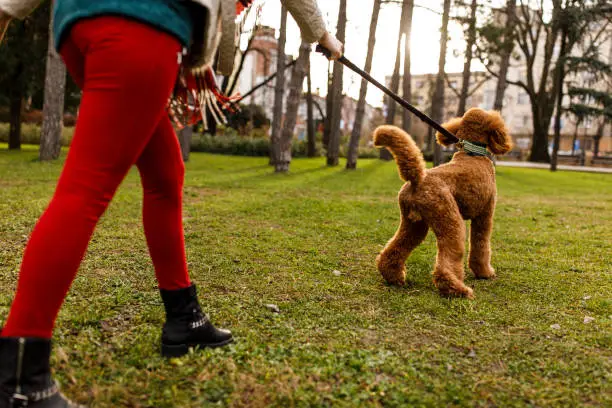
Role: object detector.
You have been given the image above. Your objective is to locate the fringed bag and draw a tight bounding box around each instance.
[169,0,254,130]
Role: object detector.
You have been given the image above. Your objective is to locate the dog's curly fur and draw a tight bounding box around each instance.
[373,108,513,299]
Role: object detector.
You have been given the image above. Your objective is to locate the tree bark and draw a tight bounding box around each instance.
[8,83,22,151]
[381,0,409,161]
[401,0,414,134]
[323,63,332,149]
[529,102,552,163]
[571,122,579,156]
[430,0,451,166]
[347,0,381,169]
[306,54,316,158]
[457,0,478,117]
[493,0,516,112]
[178,126,193,162]
[327,0,347,167]
[550,24,568,172]
[277,41,309,172]
[40,0,67,161]
[592,121,604,158]
[270,6,288,166]
[206,110,217,136]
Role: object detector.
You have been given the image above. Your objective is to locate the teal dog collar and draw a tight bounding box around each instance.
[457,140,492,159]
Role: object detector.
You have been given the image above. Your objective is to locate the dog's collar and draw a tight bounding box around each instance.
[457,140,492,160]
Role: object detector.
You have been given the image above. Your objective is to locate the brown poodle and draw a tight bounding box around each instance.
[373,108,513,298]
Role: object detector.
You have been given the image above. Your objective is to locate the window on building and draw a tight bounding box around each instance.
[518,92,529,105]
[449,81,458,89]
[523,115,529,126]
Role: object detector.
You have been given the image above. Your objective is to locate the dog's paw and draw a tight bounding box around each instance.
[379,265,406,286]
[469,263,496,280]
[382,274,406,286]
[443,285,474,299]
[376,255,407,286]
[434,278,474,299]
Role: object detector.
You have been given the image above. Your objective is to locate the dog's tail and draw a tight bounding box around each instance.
[373,125,426,184]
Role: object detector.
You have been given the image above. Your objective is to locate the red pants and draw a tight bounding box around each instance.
[2,17,191,339]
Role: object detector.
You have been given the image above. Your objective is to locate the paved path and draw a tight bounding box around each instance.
[496,161,612,174]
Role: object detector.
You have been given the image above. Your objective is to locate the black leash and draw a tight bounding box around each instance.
[232,59,298,105]
[316,45,459,144]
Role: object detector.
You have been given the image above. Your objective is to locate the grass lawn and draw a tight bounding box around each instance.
[0,149,610,407]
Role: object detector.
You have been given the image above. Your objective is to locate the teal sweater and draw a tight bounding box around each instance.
[53,0,194,50]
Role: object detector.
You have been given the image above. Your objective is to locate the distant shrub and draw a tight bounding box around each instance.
[0,123,74,146]
[190,134,376,159]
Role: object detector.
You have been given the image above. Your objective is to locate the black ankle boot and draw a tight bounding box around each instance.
[0,336,84,408]
[160,285,233,358]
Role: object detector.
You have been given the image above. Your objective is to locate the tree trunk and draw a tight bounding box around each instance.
[40,0,67,161]
[590,121,604,158]
[401,0,414,134]
[386,3,408,127]
[306,54,316,158]
[277,41,309,172]
[8,85,22,151]
[381,1,409,161]
[178,93,195,161]
[550,26,568,172]
[327,0,347,167]
[457,0,478,117]
[430,0,451,166]
[178,126,193,162]
[224,33,258,97]
[270,6,288,166]
[206,110,217,136]
[493,0,516,112]
[571,123,579,156]
[323,63,332,149]
[529,107,552,162]
[347,0,381,169]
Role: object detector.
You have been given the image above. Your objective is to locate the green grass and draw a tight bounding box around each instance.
[0,150,610,407]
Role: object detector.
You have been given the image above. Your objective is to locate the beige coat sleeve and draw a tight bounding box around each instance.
[0,0,42,19]
[282,0,327,43]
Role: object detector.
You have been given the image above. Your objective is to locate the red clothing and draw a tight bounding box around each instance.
[2,17,191,339]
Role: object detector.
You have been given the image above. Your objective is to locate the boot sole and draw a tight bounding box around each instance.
[161,338,234,358]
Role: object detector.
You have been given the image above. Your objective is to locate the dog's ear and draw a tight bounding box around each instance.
[484,110,513,155]
[436,117,462,147]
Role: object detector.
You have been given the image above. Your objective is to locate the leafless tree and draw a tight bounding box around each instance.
[346,0,382,169]
[40,0,66,161]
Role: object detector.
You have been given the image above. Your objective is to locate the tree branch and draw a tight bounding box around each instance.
[444,73,462,98]
[467,74,491,96]
[481,62,531,93]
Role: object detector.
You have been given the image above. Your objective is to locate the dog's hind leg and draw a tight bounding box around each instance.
[377,217,428,286]
[424,198,474,299]
[469,202,496,279]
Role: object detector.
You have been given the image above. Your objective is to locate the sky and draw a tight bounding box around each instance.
[244,0,482,107]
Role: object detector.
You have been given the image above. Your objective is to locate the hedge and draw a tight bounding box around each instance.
[0,124,380,159]
[0,123,74,146]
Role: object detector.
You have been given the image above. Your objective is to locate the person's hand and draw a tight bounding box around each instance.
[0,10,12,44]
[318,31,343,60]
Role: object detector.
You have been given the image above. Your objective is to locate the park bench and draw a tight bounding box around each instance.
[591,155,612,168]
[557,153,584,166]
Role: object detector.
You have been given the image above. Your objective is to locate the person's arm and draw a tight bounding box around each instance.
[281,0,343,60]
